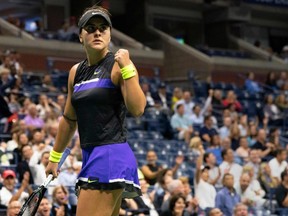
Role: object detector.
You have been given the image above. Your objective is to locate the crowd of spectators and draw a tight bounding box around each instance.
[0,48,288,215]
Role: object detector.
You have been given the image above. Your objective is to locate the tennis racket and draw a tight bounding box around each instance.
[18,148,71,216]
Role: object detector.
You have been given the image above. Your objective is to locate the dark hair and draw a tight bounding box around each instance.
[204,152,212,163]
[276,148,286,156]
[169,194,186,212]
[204,115,211,122]
[222,173,233,185]
[221,149,228,159]
[21,144,32,152]
[281,169,288,181]
[157,168,171,186]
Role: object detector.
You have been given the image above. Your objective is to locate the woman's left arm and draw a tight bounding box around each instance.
[114,49,146,117]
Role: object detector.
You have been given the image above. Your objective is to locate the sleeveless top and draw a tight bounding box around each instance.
[71,52,127,148]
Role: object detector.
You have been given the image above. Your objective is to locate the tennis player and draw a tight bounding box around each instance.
[45,5,146,216]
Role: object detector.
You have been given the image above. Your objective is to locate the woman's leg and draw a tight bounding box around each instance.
[111,193,123,216]
[76,188,123,216]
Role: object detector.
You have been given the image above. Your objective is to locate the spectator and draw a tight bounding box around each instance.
[119,198,139,216]
[194,147,217,210]
[233,203,249,216]
[206,134,223,166]
[10,132,29,164]
[171,87,183,111]
[160,194,197,216]
[51,185,73,216]
[30,130,52,156]
[212,89,224,110]
[275,93,288,111]
[203,152,221,186]
[208,208,223,216]
[178,176,193,202]
[57,21,71,41]
[0,170,31,206]
[170,103,193,143]
[6,200,21,216]
[16,144,38,184]
[234,173,255,209]
[220,137,232,151]
[245,149,261,180]
[268,148,287,182]
[37,196,65,216]
[276,71,287,90]
[264,94,283,126]
[23,103,45,132]
[244,72,262,94]
[189,136,203,156]
[30,151,58,186]
[235,137,250,163]
[138,178,159,216]
[141,82,155,108]
[7,91,21,114]
[58,153,80,187]
[152,82,171,110]
[219,149,243,186]
[230,122,241,151]
[238,114,248,137]
[36,94,52,120]
[247,122,257,147]
[251,129,275,160]
[178,91,195,116]
[153,168,175,210]
[189,89,213,127]
[67,16,79,42]
[258,162,279,194]
[141,150,164,186]
[0,142,10,165]
[242,165,266,200]
[0,67,15,96]
[219,116,232,140]
[215,173,241,216]
[222,90,242,112]
[161,179,185,212]
[41,74,59,93]
[265,72,278,91]
[275,170,288,215]
[199,115,218,143]
[45,122,59,147]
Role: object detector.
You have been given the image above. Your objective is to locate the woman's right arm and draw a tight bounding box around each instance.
[45,64,78,177]
[52,64,78,152]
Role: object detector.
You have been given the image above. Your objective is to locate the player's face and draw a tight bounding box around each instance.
[80,17,111,52]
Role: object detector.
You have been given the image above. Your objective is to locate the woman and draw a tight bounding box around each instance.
[45,5,146,216]
[258,162,279,194]
[37,197,64,216]
[160,194,193,216]
[51,185,73,216]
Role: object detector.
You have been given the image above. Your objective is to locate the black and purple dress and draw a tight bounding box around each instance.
[71,52,141,198]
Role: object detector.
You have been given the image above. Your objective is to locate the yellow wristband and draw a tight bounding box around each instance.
[49,149,63,163]
[120,64,136,80]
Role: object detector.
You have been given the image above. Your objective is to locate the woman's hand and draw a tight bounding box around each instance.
[45,161,59,178]
[114,49,131,68]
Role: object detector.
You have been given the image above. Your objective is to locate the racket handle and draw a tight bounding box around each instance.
[58,148,71,169]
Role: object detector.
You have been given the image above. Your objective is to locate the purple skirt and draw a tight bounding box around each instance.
[75,142,141,198]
